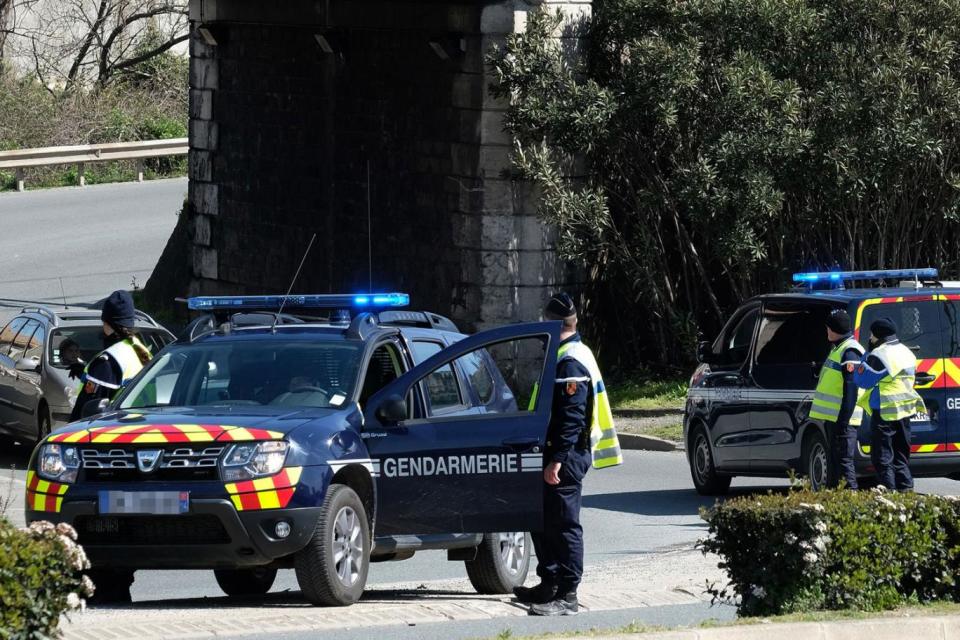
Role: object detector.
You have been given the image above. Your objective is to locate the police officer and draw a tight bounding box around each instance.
[69,290,152,421]
[853,317,924,492]
[516,293,622,616]
[809,309,864,489]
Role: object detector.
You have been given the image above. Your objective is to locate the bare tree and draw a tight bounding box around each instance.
[4,0,187,87]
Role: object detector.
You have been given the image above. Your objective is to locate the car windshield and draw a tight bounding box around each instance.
[118,339,364,410]
[49,327,171,369]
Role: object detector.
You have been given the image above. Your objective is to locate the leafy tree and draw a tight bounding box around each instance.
[490,0,960,366]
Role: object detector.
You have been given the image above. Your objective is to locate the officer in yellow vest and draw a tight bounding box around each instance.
[69,290,152,422]
[809,309,864,488]
[518,293,622,616]
[853,317,924,491]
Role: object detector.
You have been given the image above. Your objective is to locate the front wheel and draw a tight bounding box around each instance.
[802,429,829,491]
[214,567,277,596]
[295,484,370,606]
[465,531,530,594]
[35,405,51,444]
[689,425,731,496]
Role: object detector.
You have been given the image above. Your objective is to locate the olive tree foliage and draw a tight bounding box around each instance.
[1,0,187,88]
[489,1,960,364]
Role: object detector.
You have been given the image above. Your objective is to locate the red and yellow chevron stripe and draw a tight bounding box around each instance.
[225,467,302,511]
[25,470,69,512]
[861,443,960,455]
[46,424,284,444]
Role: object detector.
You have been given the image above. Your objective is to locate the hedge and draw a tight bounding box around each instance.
[0,519,93,640]
[700,489,960,616]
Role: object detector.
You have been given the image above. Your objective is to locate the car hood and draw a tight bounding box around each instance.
[45,407,333,444]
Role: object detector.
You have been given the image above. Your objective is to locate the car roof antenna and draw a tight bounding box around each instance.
[271,232,318,334]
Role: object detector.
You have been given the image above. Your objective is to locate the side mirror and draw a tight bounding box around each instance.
[15,356,40,372]
[376,394,407,424]
[81,398,109,419]
[696,341,715,364]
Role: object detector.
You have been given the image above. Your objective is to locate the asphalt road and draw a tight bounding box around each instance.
[0,178,185,324]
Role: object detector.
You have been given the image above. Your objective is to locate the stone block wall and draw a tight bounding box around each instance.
[179,0,588,334]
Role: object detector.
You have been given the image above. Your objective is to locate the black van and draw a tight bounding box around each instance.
[685,269,960,494]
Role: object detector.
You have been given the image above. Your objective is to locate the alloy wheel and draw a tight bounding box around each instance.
[332,506,363,587]
[497,531,526,576]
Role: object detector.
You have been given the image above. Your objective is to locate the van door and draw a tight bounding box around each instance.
[854,297,946,454]
[939,295,960,448]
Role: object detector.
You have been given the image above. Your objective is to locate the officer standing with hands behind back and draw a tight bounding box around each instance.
[808,309,864,489]
[516,293,622,616]
[853,317,925,492]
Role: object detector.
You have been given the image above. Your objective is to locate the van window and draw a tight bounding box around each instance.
[753,303,834,390]
[944,301,960,358]
[858,300,942,358]
[714,307,759,367]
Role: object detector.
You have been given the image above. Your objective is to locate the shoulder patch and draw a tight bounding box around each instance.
[857,365,865,374]
[84,381,97,394]
[565,381,578,396]
[846,363,855,373]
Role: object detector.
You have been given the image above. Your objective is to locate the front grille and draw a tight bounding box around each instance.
[80,445,224,482]
[74,514,231,545]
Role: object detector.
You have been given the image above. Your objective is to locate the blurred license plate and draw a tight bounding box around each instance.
[98,491,189,515]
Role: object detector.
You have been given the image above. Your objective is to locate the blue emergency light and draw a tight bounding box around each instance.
[792,268,938,289]
[187,293,410,311]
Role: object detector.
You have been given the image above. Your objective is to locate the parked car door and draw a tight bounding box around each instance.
[0,317,28,429]
[364,321,560,535]
[749,300,836,469]
[855,297,947,454]
[0,318,36,433]
[9,322,45,438]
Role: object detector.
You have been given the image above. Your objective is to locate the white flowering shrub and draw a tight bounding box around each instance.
[0,518,93,639]
[699,489,960,615]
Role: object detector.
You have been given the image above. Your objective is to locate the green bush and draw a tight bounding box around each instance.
[700,489,960,616]
[0,519,93,639]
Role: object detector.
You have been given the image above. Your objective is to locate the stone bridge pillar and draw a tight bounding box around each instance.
[167,0,590,331]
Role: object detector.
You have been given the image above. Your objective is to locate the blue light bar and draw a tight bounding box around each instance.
[792,269,938,284]
[187,293,410,311]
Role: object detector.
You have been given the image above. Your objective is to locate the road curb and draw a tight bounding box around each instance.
[619,432,682,452]
[586,612,959,640]
[613,408,684,419]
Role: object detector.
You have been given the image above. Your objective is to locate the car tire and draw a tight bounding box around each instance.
[214,567,277,596]
[465,531,531,594]
[35,404,51,444]
[295,484,370,606]
[802,429,830,491]
[689,425,731,496]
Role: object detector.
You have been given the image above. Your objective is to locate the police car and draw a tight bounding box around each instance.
[686,269,960,495]
[26,294,561,605]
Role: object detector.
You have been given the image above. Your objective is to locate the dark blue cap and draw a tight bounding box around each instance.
[544,292,576,319]
[101,290,136,329]
[870,316,897,339]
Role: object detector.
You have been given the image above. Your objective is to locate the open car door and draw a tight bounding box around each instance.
[363,321,560,536]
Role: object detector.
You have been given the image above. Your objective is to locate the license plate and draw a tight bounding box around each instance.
[98,491,189,515]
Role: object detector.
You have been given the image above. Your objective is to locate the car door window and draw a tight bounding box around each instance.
[457,350,496,406]
[753,302,834,390]
[714,307,759,368]
[23,323,46,362]
[411,340,464,413]
[859,300,944,359]
[0,318,27,357]
[359,342,406,408]
[8,320,40,362]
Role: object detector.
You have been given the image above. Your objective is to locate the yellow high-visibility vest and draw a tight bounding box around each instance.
[866,341,925,421]
[78,337,149,398]
[809,336,865,426]
[557,341,623,469]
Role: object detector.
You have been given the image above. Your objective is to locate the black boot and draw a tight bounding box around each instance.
[513,582,558,604]
[528,592,578,616]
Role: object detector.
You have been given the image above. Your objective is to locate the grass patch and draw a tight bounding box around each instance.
[606,375,687,410]
[642,422,683,442]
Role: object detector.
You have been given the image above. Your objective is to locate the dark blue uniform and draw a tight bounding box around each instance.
[531,332,591,597]
[829,339,862,489]
[68,341,124,422]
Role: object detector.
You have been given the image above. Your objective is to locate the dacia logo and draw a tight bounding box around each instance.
[136,449,162,473]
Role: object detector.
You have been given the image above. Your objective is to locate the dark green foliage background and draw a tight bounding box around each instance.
[490,0,960,368]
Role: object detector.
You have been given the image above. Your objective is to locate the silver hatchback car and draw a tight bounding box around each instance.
[0,306,174,442]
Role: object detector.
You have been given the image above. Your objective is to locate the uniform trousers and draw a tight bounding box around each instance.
[530,447,591,596]
[871,416,913,491]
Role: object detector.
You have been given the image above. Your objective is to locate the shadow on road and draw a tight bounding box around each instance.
[583,486,790,517]
[0,437,34,471]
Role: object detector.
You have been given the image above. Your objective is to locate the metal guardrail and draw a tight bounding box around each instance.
[0,138,189,191]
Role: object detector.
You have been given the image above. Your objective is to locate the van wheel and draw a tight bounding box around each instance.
[295,484,370,606]
[802,430,829,491]
[214,567,277,596]
[689,425,731,496]
[465,532,530,594]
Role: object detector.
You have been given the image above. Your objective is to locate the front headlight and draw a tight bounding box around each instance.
[222,441,288,481]
[38,444,80,483]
